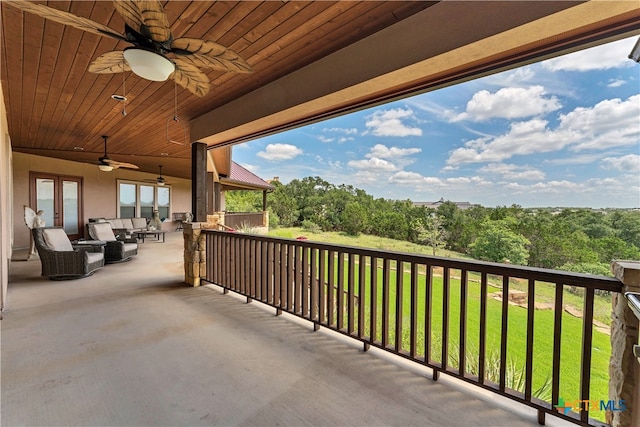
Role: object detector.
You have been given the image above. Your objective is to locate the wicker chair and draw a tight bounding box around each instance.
[32,227,105,280]
[87,222,138,263]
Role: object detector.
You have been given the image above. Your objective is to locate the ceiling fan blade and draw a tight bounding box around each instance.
[88,51,131,74]
[4,0,126,42]
[171,38,252,73]
[105,159,139,170]
[171,59,210,97]
[113,0,172,44]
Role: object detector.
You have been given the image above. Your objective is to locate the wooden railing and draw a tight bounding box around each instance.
[224,212,265,229]
[202,230,622,426]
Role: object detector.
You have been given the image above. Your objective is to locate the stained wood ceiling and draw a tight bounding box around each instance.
[2,1,639,180]
[1,1,435,178]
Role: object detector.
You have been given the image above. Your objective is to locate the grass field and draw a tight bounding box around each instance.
[267,227,613,421]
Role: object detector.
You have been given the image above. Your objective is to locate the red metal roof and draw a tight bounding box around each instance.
[221,162,274,191]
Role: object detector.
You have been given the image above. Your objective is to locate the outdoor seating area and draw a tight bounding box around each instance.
[31,227,105,280]
[86,223,138,263]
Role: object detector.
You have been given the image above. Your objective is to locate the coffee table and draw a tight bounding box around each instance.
[134,230,167,243]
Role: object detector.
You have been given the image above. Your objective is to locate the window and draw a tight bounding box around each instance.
[117,181,171,219]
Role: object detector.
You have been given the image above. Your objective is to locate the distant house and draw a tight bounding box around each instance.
[413,198,476,210]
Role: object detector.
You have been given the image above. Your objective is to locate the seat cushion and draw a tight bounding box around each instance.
[86,252,104,264]
[123,243,137,253]
[132,218,147,229]
[91,223,117,242]
[107,218,124,229]
[43,228,73,251]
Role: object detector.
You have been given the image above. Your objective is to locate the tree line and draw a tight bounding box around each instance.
[225,176,640,275]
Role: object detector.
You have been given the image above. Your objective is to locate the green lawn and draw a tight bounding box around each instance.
[268,228,613,421]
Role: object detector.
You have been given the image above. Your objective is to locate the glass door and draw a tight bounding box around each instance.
[30,173,83,241]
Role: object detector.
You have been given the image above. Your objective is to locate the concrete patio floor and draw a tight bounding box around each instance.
[2,231,575,426]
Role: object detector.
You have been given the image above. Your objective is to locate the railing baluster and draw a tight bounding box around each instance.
[525,278,535,401]
[370,257,378,345]
[551,283,563,409]
[319,249,326,325]
[274,242,281,307]
[328,250,335,327]
[395,260,404,352]
[382,258,390,348]
[337,252,345,331]
[410,262,418,359]
[295,245,303,314]
[499,275,509,391]
[348,253,355,335]
[287,244,295,311]
[358,254,366,339]
[442,267,450,370]
[266,241,272,304]
[302,245,309,318]
[311,247,318,323]
[459,269,467,377]
[580,287,595,424]
[479,272,487,384]
[425,264,433,365]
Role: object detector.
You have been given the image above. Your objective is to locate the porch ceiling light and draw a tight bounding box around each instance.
[98,164,114,172]
[123,47,175,82]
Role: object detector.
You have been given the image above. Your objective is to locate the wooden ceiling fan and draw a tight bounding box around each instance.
[98,136,139,171]
[4,0,252,97]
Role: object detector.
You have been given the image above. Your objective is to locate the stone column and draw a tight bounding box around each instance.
[183,222,207,287]
[608,261,640,427]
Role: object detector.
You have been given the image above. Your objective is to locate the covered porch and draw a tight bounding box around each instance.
[3,231,573,426]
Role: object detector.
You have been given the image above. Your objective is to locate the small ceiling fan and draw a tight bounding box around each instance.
[4,0,252,97]
[98,136,139,172]
[144,165,169,186]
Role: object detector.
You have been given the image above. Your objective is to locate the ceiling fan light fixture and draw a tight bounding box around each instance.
[123,47,175,81]
[98,164,114,172]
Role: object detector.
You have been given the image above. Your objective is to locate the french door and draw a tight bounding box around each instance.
[30,172,83,241]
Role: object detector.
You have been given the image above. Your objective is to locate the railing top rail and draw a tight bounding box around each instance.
[202,229,622,292]
[224,212,264,216]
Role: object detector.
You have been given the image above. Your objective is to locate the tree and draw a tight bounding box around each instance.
[413,215,447,256]
[470,222,530,265]
[341,202,367,236]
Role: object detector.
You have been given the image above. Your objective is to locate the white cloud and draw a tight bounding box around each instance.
[366,143,422,159]
[318,135,334,143]
[451,86,561,122]
[560,95,640,151]
[607,79,626,88]
[542,38,637,72]
[601,154,640,174]
[347,157,397,172]
[337,137,355,143]
[478,163,546,180]
[257,143,303,161]
[240,163,258,172]
[323,127,358,135]
[447,94,640,165]
[388,171,433,185]
[365,108,422,137]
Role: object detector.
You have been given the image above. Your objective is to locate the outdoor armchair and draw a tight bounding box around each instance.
[32,227,105,280]
[87,222,138,263]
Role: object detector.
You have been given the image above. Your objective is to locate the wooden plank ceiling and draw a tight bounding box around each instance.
[2,1,639,180]
[1,1,435,179]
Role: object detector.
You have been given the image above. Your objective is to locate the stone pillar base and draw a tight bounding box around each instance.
[609,261,640,427]
[183,222,212,287]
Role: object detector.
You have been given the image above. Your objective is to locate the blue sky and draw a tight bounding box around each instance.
[233,37,640,208]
